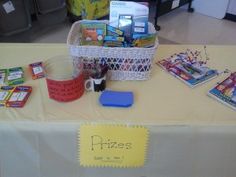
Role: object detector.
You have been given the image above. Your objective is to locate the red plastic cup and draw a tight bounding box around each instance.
[44,55,84,102]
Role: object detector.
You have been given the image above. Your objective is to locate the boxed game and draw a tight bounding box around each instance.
[29,62,45,80]
[109,1,149,36]
[106,25,124,36]
[208,72,236,110]
[0,86,15,107]
[104,36,125,42]
[132,33,156,48]
[0,69,7,85]
[6,86,32,108]
[80,22,106,46]
[7,67,24,85]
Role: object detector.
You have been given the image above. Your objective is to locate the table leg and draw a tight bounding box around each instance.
[188,0,194,13]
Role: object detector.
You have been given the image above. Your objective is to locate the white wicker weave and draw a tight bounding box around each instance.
[67,20,158,80]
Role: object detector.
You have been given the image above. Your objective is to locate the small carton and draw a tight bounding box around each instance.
[132,33,156,48]
[106,24,124,36]
[0,69,7,85]
[0,86,15,107]
[103,41,124,47]
[110,1,149,35]
[80,22,106,46]
[6,86,32,108]
[7,67,24,85]
[104,36,125,42]
[29,62,45,80]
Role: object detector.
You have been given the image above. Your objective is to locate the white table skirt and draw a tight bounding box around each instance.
[1,122,236,177]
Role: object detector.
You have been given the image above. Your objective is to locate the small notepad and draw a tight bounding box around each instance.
[99,90,134,107]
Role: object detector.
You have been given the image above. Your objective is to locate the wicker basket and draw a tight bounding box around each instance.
[67,20,158,80]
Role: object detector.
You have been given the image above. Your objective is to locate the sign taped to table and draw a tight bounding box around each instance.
[79,124,149,168]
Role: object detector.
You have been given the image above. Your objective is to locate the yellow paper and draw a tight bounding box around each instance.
[79,124,148,168]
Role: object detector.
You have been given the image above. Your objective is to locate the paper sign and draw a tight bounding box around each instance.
[172,0,180,9]
[3,1,15,14]
[79,124,148,168]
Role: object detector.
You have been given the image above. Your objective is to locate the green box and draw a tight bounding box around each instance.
[7,67,25,86]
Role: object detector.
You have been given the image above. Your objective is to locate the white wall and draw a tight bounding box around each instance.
[227,0,236,15]
[192,0,229,19]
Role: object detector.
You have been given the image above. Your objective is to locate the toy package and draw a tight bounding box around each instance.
[104,36,125,42]
[208,72,236,110]
[0,69,7,85]
[7,67,24,85]
[103,40,125,47]
[157,49,218,87]
[109,1,149,35]
[29,62,45,80]
[106,25,124,36]
[6,86,32,108]
[118,14,133,40]
[0,86,15,107]
[132,33,156,48]
[80,22,106,46]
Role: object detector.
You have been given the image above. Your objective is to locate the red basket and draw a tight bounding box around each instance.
[46,73,84,102]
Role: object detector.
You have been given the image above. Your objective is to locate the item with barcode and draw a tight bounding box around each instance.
[7,67,24,85]
[29,62,45,80]
[0,86,15,107]
[6,86,32,108]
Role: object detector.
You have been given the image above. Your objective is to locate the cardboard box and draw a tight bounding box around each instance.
[6,86,32,108]
[0,86,15,107]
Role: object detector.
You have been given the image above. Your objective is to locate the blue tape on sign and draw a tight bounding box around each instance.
[99,90,134,108]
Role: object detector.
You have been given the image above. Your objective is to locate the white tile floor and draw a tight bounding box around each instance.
[156,8,236,45]
[31,8,236,45]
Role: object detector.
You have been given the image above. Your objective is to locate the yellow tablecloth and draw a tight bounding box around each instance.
[0,43,235,125]
[1,44,236,177]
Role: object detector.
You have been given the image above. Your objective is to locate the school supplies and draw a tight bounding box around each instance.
[103,40,124,47]
[0,69,7,85]
[99,90,134,107]
[103,35,125,47]
[6,86,32,108]
[29,62,45,80]
[106,25,124,36]
[104,36,125,42]
[0,85,32,108]
[157,49,218,87]
[208,72,236,110]
[132,33,156,48]
[118,14,133,39]
[109,1,149,35]
[7,67,24,85]
[67,20,157,80]
[0,86,15,107]
[80,22,106,46]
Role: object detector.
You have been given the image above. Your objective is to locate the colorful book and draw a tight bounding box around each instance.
[157,51,218,87]
[208,72,236,111]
